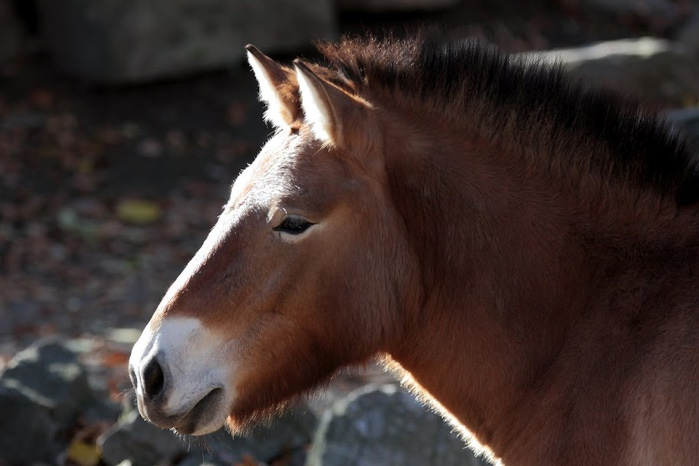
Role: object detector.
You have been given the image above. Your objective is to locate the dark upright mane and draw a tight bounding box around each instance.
[317,34,699,205]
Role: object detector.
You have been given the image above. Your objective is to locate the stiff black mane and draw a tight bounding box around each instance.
[317,34,699,206]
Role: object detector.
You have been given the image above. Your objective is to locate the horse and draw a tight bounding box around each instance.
[129,33,699,465]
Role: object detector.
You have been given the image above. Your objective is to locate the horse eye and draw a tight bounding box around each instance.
[273,216,314,235]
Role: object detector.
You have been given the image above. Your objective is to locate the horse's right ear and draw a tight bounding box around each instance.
[245,45,300,129]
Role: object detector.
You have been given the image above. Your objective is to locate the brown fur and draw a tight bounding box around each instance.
[141,35,699,465]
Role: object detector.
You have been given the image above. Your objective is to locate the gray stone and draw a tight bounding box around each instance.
[36,0,336,84]
[98,409,186,466]
[99,400,317,465]
[306,384,490,466]
[0,0,25,63]
[194,402,318,464]
[0,381,59,464]
[0,339,111,463]
[525,38,699,106]
[176,453,222,466]
[665,106,699,150]
[677,12,699,61]
[337,0,459,12]
[0,338,93,429]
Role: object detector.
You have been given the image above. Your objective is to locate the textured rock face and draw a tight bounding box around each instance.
[666,106,699,150]
[677,12,699,62]
[99,401,318,466]
[306,384,491,466]
[1,340,93,425]
[36,0,337,83]
[526,38,699,106]
[0,382,59,464]
[0,339,95,464]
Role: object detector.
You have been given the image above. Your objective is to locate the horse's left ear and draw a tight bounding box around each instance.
[246,45,300,130]
[293,59,374,150]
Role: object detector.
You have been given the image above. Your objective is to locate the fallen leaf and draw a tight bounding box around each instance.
[66,439,101,466]
[102,350,130,367]
[235,455,262,466]
[116,199,162,225]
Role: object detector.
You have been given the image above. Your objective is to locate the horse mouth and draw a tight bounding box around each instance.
[172,387,225,435]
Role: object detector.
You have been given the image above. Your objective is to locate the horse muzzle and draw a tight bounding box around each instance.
[129,317,232,435]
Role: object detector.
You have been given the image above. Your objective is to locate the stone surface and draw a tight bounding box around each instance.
[0,338,101,464]
[677,12,699,61]
[98,409,186,466]
[0,381,59,464]
[525,38,699,106]
[665,106,699,150]
[337,0,459,12]
[306,384,490,466]
[0,0,25,63]
[36,0,336,83]
[99,401,317,465]
[0,338,93,428]
[200,403,318,464]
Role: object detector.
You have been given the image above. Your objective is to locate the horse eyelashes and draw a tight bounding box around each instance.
[273,216,315,235]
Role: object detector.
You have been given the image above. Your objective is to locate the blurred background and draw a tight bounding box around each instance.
[2,0,699,465]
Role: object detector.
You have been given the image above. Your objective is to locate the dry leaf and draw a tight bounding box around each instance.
[66,439,101,466]
[116,199,162,225]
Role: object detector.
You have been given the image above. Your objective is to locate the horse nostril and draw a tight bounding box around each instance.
[142,357,166,400]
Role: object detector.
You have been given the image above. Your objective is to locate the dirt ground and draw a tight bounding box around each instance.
[0,0,689,394]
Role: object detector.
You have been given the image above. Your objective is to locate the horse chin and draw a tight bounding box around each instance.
[170,388,230,436]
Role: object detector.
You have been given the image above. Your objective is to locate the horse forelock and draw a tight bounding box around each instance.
[314,32,699,206]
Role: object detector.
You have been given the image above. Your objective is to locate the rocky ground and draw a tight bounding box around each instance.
[4,0,699,465]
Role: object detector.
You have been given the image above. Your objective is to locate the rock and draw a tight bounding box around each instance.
[665,106,699,151]
[176,455,222,466]
[98,409,186,466]
[337,0,459,12]
[306,384,489,466]
[36,0,337,84]
[0,338,93,428]
[0,382,59,464]
[199,403,318,464]
[0,0,25,63]
[525,38,699,107]
[99,401,317,465]
[0,338,102,464]
[677,12,699,61]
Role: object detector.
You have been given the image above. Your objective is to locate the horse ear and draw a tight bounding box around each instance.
[293,59,373,149]
[246,44,299,129]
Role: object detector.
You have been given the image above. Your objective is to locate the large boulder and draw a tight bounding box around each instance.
[0,338,93,428]
[36,0,337,84]
[676,12,699,62]
[99,401,318,465]
[306,384,490,466]
[526,38,699,107]
[0,382,59,464]
[0,339,95,464]
[98,409,186,466]
[665,107,699,152]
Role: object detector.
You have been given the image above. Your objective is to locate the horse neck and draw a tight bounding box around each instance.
[381,116,699,461]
